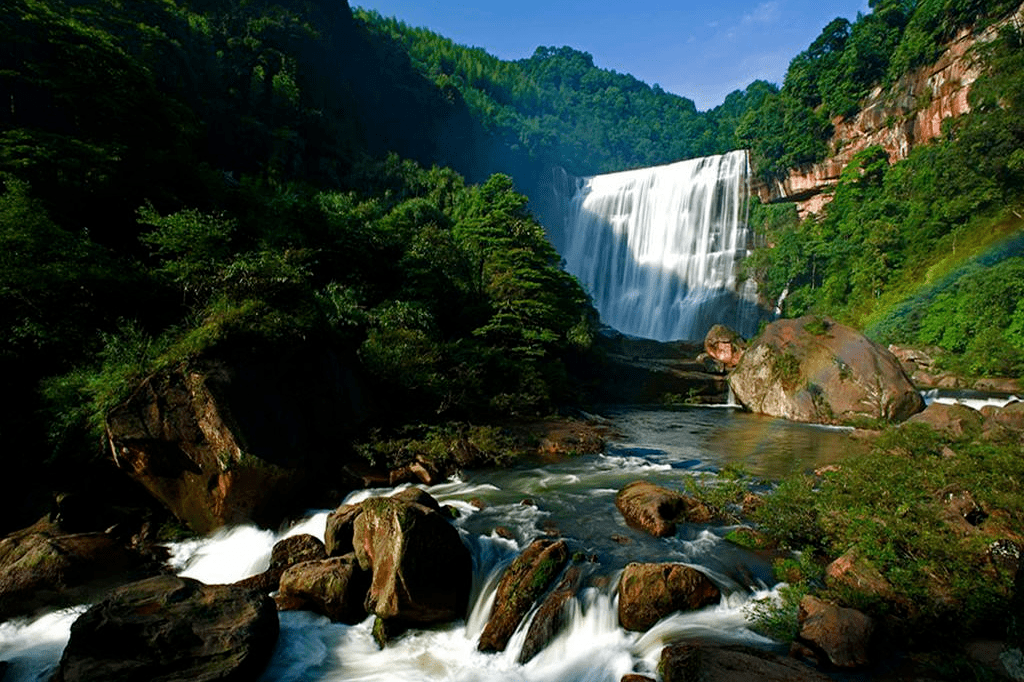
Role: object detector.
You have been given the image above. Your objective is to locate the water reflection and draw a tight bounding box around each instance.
[605,405,865,479]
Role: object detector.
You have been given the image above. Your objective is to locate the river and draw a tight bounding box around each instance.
[0,405,864,682]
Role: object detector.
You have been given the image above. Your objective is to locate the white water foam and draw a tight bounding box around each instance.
[923,388,1021,411]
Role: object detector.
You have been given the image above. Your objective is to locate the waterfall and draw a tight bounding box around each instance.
[554,150,761,342]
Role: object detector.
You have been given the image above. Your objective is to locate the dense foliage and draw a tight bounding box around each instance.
[354,9,757,176]
[749,423,1024,644]
[745,21,1024,377]
[0,0,598,528]
[739,0,1020,179]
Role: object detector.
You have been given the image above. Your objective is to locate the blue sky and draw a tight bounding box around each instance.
[352,1,872,110]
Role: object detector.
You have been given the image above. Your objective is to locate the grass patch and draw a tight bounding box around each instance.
[750,423,1024,639]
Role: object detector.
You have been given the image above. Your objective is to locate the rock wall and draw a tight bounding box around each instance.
[105,347,367,534]
[752,3,1024,218]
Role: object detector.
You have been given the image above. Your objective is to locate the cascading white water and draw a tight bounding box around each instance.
[1,407,863,681]
[555,150,760,341]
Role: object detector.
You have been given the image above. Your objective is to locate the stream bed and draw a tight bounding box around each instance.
[0,405,865,682]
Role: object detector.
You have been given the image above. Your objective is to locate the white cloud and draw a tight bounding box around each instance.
[741,2,782,26]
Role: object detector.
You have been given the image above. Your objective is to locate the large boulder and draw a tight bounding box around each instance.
[704,324,747,369]
[991,401,1024,432]
[234,534,327,593]
[905,402,984,439]
[615,481,713,538]
[617,562,720,632]
[478,539,569,653]
[791,595,875,668]
[105,349,366,534]
[659,642,831,682]
[352,491,472,625]
[729,316,924,424]
[0,520,159,621]
[53,574,278,682]
[276,554,371,623]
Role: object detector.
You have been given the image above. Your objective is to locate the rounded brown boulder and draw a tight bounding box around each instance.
[704,324,747,369]
[615,481,713,538]
[729,316,924,425]
[0,521,159,621]
[660,642,831,682]
[618,562,720,632]
[792,595,875,668]
[276,554,370,624]
[53,574,278,682]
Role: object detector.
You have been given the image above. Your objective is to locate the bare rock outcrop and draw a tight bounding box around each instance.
[105,349,366,534]
[617,562,720,632]
[752,6,1024,217]
[53,574,278,682]
[729,316,923,425]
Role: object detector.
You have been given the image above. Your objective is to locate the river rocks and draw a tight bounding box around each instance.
[353,491,471,626]
[615,481,713,538]
[325,503,362,557]
[518,565,582,663]
[105,349,366,534]
[0,520,159,621]
[791,595,875,669]
[479,539,570,653]
[617,562,720,632]
[729,316,924,425]
[704,324,746,369]
[53,574,278,682]
[825,549,895,603]
[905,402,984,438]
[659,641,831,682]
[276,554,371,623]
[235,534,327,593]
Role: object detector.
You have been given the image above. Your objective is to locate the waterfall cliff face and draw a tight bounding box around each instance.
[553,150,760,342]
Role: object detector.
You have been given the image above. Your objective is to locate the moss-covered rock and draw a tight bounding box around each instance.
[352,490,471,625]
[478,539,569,653]
[729,317,923,425]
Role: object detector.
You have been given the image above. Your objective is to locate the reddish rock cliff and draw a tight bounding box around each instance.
[753,4,1024,218]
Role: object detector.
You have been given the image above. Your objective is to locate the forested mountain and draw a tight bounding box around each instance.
[0,0,598,528]
[743,0,1024,377]
[2,0,1023,530]
[355,0,1024,378]
[354,10,748,175]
